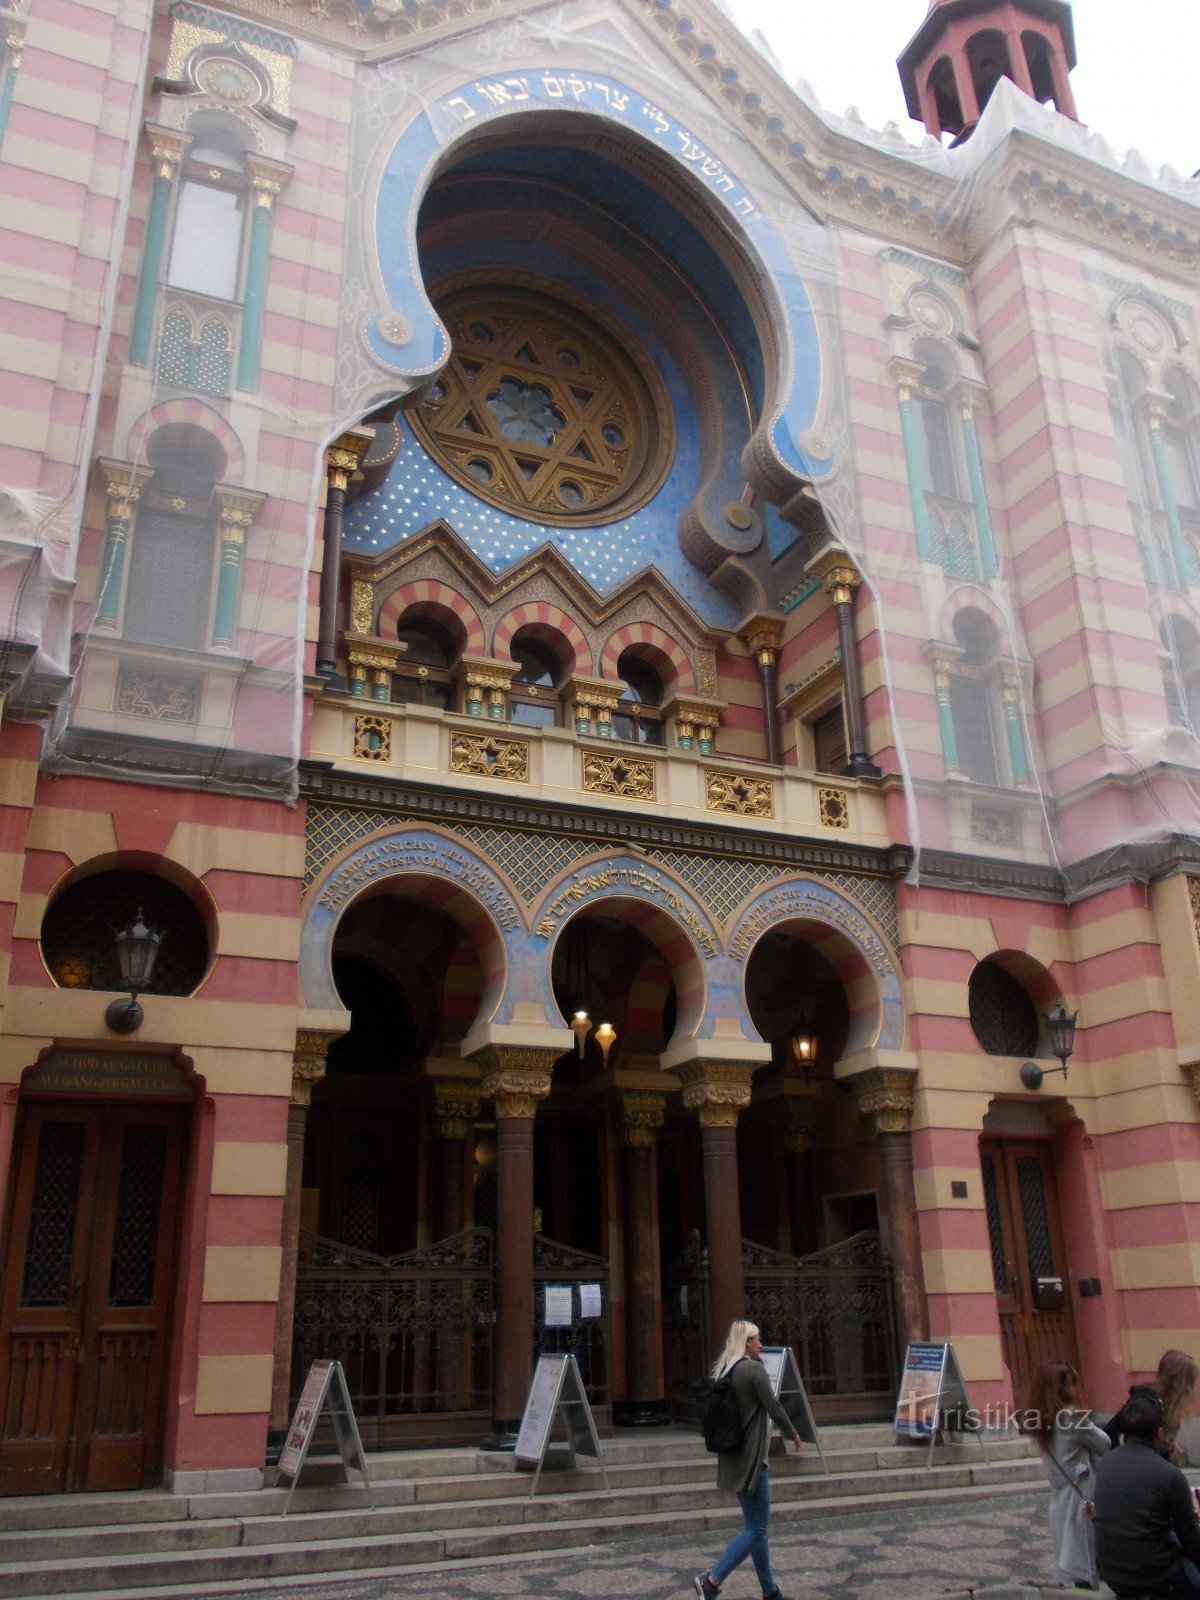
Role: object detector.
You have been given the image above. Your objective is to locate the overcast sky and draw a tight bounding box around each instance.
[723,1,1199,177]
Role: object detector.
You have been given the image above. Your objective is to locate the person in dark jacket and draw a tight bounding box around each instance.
[694,1319,801,1600]
[1093,1394,1200,1598]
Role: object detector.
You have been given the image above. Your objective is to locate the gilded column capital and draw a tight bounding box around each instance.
[738,615,784,664]
[245,154,293,210]
[617,1089,667,1149]
[458,656,520,692]
[145,122,192,180]
[922,640,965,685]
[821,565,862,606]
[475,1044,558,1119]
[326,427,374,493]
[567,675,621,715]
[1143,389,1173,430]
[292,1027,340,1107]
[432,1079,482,1140]
[849,1066,918,1134]
[213,484,267,526]
[887,357,927,401]
[99,459,154,517]
[346,633,406,673]
[676,1060,753,1129]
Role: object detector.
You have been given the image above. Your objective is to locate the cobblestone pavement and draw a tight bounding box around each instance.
[193,1484,1054,1600]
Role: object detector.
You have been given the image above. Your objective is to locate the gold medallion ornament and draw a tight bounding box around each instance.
[410,282,674,527]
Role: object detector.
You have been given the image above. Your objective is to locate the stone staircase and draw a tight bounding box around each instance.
[0,1423,1046,1598]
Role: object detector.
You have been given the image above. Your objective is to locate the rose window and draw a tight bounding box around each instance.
[410,282,674,525]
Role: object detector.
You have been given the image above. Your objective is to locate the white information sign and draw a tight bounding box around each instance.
[759,1346,828,1473]
[579,1283,602,1319]
[513,1352,610,1498]
[544,1284,573,1326]
[277,1359,373,1511]
[893,1341,988,1467]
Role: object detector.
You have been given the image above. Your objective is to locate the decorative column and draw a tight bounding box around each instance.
[851,1067,928,1348]
[958,395,998,579]
[999,665,1030,783]
[346,634,405,701]
[458,658,519,720]
[432,1077,481,1240]
[892,359,932,562]
[210,487,266,651]
[616,1089,668,1426]
[477,1046,556,1446]
[238,156,292,392]
[129,126,191,368]
[268,1029,336,1453]
[0,16,27,157]
[567,676,620,739]
[316,429,373,680]
[740,617,785,765]
[924,642,963,775]
[818,560,881,779]
[95,461,153,629]
[1146,392,1191,588]
[678,1062,753,1340]
[664,695,724,755]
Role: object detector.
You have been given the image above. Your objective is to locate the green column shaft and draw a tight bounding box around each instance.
[1149,424,1190,588]
[237,201,271,391]
[130,171,174,367]
[935,680,959,772]
[0,56,19,158]
[1003,693,1029,783]
[898,393,932,562]
[961,409,997,578]
[211,535,244,648]
[95,515,130,628]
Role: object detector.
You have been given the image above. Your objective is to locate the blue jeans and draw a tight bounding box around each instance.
[711,1463,777,1596]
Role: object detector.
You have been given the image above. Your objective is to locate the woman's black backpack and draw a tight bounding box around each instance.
[691,1359,746,1452]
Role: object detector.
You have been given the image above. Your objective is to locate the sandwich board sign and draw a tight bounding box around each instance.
[760,1346,829,1473]
[893,1341,988,1467]
[277,1358,374,1512]
[512,1352,611,1499]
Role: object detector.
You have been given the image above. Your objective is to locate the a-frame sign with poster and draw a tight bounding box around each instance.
[512,1352,611,1499]
[893,1341,989,1467]
[759,1346,829,1473]
[277,1358,374,1512]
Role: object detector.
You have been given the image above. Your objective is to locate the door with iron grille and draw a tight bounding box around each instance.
[980,1139,1079,1401]
[0,1101,186,1494]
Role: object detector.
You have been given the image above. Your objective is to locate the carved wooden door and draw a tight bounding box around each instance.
[0,1101,185,1493]
[980,1139,1079,1402]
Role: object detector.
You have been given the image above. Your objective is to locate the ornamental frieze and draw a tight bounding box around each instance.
[582,749,656,801]
[706,769,773,818]
[449,730,529,782]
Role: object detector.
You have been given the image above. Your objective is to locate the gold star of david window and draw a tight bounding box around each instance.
[409,282,674,525]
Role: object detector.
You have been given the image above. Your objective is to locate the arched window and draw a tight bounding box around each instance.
[927,56,965,142]
[1160,616,1200,732]
[508,633,563,728]
[614,650,664,746]
[41,868,210,996]
[947,608,1003,786]
[392,616,458,710]
[913,339,963,501]
[167,112,255,303]
[969,960,1039,1056]
[966,29,1013,118]
[124,426,225,650]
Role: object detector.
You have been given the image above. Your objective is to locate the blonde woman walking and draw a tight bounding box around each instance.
[694,1319,801,1600]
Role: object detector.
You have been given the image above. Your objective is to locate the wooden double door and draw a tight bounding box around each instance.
[981,1138,1079,1401]
[0,1101,186,1494]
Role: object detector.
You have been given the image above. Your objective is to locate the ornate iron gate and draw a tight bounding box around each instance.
[664,1231,898,1421]
[291,1227,494,1446]
[744,1231,898,1415]
[532,1235,611,1424]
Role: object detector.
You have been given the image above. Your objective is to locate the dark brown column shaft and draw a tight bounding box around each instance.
[758,650,781,765]
[621,1136,660,1403]
[315,468,349,679]
[438,1137,468,1239]
[879,1129,929,1346]
[701,1121,746,1340]
[823,566,880,778]
[492,1108,536,1426]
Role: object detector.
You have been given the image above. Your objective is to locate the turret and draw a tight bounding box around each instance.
[897,0,1078,144]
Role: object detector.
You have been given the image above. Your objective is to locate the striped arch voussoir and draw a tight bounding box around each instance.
[492,603,593,676]
[600,623,693,694]
[376,581,486,654]
[125,400,246,484]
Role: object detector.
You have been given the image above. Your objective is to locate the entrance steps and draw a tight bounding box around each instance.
[0,1423,1045,1597]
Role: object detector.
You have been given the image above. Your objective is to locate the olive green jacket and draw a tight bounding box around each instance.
[715,1357,795,1495]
